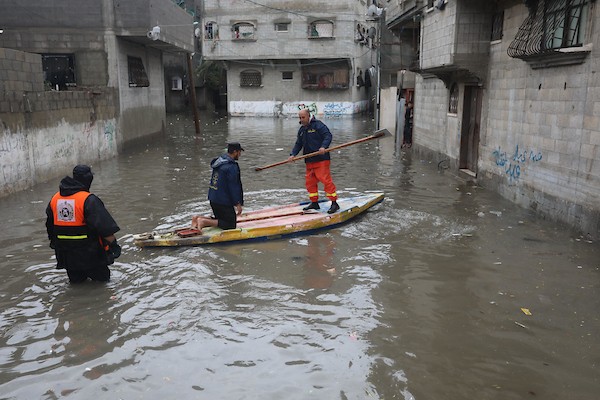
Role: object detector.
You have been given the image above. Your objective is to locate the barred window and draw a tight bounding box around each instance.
[308,20,334,38]
[448,83,458,114]
[127,56,149,87]
[42,54,76,90]
[543,0,588,50]
[508,0,590,60]
[205,21,218,40]
[491,11,504,41]
[240,70,261,87]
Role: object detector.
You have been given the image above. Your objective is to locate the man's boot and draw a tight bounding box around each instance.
[327,201,340,214]
[303,202,320,211]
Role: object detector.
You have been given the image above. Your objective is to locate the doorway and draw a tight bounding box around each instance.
[459,86,482,176]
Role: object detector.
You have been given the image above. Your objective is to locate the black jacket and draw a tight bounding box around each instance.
[46,177,120,270]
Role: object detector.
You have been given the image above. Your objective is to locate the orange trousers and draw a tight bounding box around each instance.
[305,160,337,202]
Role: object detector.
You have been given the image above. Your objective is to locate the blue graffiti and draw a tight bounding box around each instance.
[323,102,346,117]
[492,144,542,181]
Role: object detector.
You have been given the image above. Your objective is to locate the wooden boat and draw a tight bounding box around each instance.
[133,192,384,247]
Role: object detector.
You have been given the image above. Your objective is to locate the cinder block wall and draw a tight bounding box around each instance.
[0,48,44,92]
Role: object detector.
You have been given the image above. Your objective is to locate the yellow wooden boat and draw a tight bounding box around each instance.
[133,192,384,247]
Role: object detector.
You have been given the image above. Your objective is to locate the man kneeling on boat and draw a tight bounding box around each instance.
[192,142,244,232]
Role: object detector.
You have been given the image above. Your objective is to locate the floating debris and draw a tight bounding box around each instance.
[521,308,532,316]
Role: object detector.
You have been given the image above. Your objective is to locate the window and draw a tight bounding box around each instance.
[543,0,588,50]
[240,70,261,87]
[127,56,149,87]
[232,22,256,40]
[205,21,218,40]
[282,71,293,80]
[171,76,182,91]
[508,0,591,64]
[448,83,458,114]
[42,54,76,90]
[491,11,504,41]
[308,20,334,39]
[275,23,289,32]
[301,61,348,90]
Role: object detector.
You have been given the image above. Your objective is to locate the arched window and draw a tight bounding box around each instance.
[240,70,262,87]
[308,20,334,38]
[232,22,256,40]
[204,21,218,40]
[448,83,458,114]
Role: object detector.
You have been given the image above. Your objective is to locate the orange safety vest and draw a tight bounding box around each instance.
[50,191,107,250]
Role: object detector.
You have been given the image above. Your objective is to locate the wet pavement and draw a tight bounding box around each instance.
[0,112,598,399]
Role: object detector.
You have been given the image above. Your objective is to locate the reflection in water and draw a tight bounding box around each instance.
[0,113,598,399]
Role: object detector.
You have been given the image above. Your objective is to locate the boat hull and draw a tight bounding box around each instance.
[133,192,384,247]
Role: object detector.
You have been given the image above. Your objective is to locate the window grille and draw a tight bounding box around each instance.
[282,71,293,80]
[240,70,262,87]
[42,54,76,90]
[448,83,458,114]
[491,11,504,41]
[127,56,149,87]
[171,77,182,91]
[205,22,218,40]
[508,0,589,59]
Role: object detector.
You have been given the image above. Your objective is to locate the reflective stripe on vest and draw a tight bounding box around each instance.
[50,191,91,240]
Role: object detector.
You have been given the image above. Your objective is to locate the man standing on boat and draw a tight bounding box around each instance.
[288,109,340,214]
[192,142,244,231]
[45,165,121,283]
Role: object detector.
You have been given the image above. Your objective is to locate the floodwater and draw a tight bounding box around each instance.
[0,113,598,400]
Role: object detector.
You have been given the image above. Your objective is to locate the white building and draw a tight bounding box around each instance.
[201,0,381,117]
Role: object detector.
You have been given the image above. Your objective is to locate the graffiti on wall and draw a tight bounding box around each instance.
[323,102,352,117]
[492,144,543,181]
[298,103,318,115]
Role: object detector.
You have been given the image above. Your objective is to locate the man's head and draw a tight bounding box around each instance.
[227,142,244,160]
[298,109,311,126]
[73,164,94,190]
[407,101,413,108]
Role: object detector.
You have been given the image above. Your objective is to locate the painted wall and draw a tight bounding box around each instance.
[227,63,369,117]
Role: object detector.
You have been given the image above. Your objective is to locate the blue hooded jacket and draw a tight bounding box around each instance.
[291,117,332,163]
[207,154,244,207]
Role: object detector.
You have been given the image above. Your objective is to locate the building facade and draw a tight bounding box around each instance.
[0,0,194,196]
[384,0,600,238]
[201,0,381,117]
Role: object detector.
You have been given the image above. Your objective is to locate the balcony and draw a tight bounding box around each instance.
[112,0,195,53]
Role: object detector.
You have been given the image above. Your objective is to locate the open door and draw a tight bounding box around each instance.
[459,86,482,176]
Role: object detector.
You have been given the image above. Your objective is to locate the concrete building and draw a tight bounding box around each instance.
[383,0,600,238]
[0,0,195,196]
[200,0,381,117]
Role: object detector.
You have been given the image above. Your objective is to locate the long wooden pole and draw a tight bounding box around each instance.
[254,129,390,172]
[186,52,201,134]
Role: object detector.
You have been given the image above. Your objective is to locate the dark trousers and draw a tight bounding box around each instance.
[403,123,412,144]
[210,201,237,230]
[67,266,110,283]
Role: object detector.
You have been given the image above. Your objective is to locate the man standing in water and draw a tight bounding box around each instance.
[46,165,121,283]
[192,142,244,231]
[288,109,340,214]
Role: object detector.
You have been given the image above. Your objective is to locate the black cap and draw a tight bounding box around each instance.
[227,142,244,152]
[72,164,94,189]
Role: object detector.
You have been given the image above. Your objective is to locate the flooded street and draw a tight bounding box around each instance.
[1,113,599,399]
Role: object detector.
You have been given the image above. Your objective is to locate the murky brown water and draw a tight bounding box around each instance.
[0,113,599,399]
